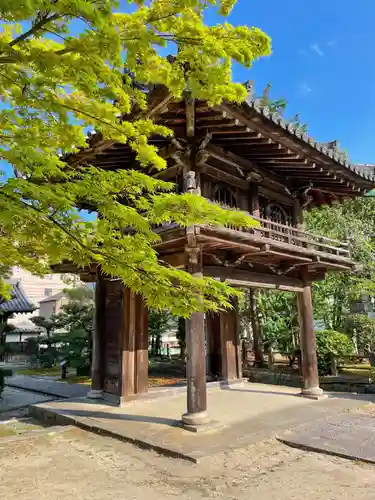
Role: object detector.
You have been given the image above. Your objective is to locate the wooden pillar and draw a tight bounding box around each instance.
[292,197,303,228]
[206,302,242,383]
[121,288,149,402]
[88,268,105,398]
[219,298,242,383]
[249,183,260,217]
[297,280,323,398]
[95,278,149,406]
[249,288,265,367]
[182,244,210,429]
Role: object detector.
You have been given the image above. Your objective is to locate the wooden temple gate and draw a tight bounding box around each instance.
[64,85,374,430]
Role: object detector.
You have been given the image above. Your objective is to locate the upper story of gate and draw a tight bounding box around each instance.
[70,85,375,284]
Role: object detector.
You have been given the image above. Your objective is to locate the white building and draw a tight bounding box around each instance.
[6,267,80,342]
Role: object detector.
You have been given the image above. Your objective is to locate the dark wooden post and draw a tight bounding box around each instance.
[87,268,105,399]
[219,298,242,383]
[297,278,323,398]
[182,244,210,429]
[94,279,149,406]
[249,183,260,217]
[292,197,303,228]
[135,296,149,394]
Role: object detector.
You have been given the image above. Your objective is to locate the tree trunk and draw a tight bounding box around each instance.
[249,289,265,367]
[180,344,186,359]
[267,344,275,371]
[155,334,161,356]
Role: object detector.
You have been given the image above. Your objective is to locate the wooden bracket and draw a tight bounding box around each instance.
[197,132,212,151]
[186,226,197,248]
[196,149,210,166]
[185,245,200,265]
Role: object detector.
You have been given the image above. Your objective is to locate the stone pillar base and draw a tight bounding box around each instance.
[182,410,209,426]
[300,386,327,400]
[86,389,104,400]
[182,410,222,433]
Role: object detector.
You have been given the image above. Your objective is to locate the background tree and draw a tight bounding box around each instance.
[176,317,186,359]
[53,286,94,375]
[315,329,354,375]
[0,0,271,316]
[31,315,59,340]
[344,314,375,354]
[258,290,299,354]
[148,310,175,356]
[306,198,375,331]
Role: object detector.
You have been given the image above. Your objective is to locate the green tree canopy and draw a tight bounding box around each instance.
[0,0,271,315]
[306,198,375,330]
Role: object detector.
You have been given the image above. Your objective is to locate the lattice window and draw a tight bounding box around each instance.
[266,203,289,225]
[213,185,237,208]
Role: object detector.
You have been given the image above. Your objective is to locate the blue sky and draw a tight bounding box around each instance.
[2,0,374,177]
[210,0,374,165]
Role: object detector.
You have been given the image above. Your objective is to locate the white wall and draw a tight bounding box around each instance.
[7,267,80,330]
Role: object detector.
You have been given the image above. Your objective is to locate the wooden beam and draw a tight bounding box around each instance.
[198,163,249,190]
[147,93,174,119]
[206,143,289,191]
[159,252,186,268]
[185,95,195,138]
[204,266,304,292]
[218,102,369,188]
[196,119,240,129]
[153,165,181,181]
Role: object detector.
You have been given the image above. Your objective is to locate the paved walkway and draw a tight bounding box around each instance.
[0,387,52,415]
[30,382,375,462]
[281,412,375,463]
[5,375,89,399]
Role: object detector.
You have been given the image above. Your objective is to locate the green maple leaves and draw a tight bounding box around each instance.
[0,1,270,314]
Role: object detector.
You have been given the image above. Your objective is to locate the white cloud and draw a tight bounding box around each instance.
[300,82,312,95]
[298,49,307,55]
[310,43,324,57]
[327,40,336,48]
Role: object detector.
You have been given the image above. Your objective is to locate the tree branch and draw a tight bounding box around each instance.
[9,13,62,48]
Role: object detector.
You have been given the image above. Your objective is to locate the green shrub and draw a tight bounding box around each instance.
[315,329,354,375]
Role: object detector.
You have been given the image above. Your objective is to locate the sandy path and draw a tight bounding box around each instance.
[0,428,374,500]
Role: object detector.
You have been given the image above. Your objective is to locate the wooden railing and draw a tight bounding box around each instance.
[247,216,350,258]
[152,205,350,260]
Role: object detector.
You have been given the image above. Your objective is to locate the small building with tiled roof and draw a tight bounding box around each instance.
[0,281,36,316]
[39,291,69,319]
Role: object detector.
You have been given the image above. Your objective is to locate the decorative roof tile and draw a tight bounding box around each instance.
[0,281,37,314]
[245,99,375,183]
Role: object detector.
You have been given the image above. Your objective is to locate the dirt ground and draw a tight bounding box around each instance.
[0,428,374,500]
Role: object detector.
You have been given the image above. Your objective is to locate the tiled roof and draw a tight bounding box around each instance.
[0,281,37,314]
[39,291,66,304]
[10,325,42,335]
[353,164,375,179]
[245,99,375,183]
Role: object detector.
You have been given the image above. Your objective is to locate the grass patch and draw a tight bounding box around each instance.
[16,367,61,377]
[340,367,370,378]
[58,375,92,385]
[340,363,370,370]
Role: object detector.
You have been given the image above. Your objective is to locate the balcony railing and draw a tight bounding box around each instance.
[241,216,350,259]
[152,206,351,260]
